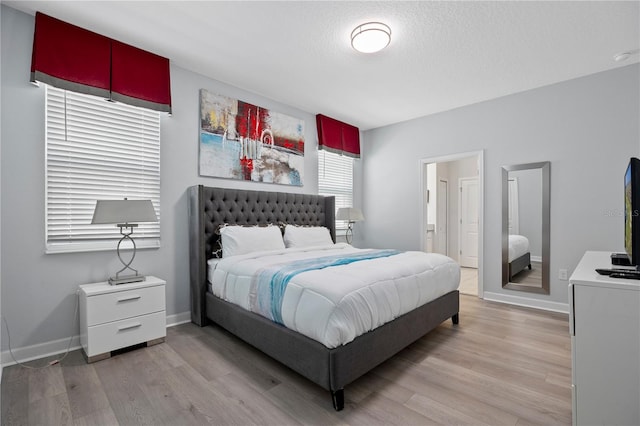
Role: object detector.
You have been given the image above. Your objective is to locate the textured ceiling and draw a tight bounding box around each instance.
[4,1,639,130]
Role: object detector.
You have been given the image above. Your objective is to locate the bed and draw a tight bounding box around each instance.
[508,234,531,280]
[188,185,460,410]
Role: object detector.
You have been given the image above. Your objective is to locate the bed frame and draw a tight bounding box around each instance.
[188,185,459,410]
[509,252,532,280]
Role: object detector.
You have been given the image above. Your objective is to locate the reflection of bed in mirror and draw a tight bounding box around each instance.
[508,234,531,280]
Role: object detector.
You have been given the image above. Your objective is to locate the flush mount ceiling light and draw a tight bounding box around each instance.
[351,22,391,54]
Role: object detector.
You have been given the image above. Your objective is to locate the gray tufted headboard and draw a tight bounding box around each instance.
[188,185,336,326]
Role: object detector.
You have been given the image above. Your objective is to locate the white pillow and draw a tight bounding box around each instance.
[219,225,285,258]
[283,225,333,248]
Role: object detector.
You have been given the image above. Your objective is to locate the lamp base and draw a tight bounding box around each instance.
[345,222,354,245]
[109,274,146,286]
[109,226,143,285]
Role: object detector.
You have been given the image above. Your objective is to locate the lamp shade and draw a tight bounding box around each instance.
[91,199,157,224]
[336,207,364,222]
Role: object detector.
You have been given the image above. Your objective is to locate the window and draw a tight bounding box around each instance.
[45,85,161,253]
[318,150,353,231]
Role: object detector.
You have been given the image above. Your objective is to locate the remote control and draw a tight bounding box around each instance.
[609,272,640,280]
[596,268,638,275]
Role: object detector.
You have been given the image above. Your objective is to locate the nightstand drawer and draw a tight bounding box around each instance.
[85,310,166,357]
[85,285,165,326]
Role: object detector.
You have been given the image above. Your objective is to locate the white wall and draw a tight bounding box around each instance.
[0,6,318,359]
[360,63,640,305]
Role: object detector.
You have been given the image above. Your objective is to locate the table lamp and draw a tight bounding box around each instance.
[91,199,158,285]
[336,207,364,244]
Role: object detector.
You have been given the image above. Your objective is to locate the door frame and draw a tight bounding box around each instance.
[458,176,479,268]
[419,150,484,298]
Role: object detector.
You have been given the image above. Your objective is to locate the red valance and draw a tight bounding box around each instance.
[316,114,360,158]
[31,12,171,113]
[111,41,172,112]
[30,12,111,99]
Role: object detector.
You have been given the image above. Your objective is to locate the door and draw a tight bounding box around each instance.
[459,177,479,267]
[436,179,448,255]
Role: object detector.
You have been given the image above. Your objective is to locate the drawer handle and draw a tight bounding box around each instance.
[117,295,141,303]
[118,322,142,331]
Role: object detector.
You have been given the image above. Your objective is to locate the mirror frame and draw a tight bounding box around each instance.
[501,161,550,294]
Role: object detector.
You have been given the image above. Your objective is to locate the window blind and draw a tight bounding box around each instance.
[45,85,161,253]
[318,150,353,230]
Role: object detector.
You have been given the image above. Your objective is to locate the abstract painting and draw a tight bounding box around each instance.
[199,89,304,186]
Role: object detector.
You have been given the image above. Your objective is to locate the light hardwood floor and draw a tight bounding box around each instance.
[2,295,572,425]
[459,267,478,296]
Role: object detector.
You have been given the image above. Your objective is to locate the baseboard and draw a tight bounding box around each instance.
[166,311,191,327]
[531,255,542,263]
[1,311,192,368]
[483,291,569,314]
[1,335,82,367]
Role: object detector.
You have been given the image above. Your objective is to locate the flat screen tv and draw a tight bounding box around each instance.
[624,157,640,267]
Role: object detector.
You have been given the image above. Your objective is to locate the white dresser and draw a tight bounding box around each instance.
[569,251,640,426]
[79,276,166,363]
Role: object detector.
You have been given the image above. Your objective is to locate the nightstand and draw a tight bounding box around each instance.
[79,276,166,363]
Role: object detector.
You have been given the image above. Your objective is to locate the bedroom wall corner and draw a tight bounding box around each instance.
[359,63,640,306]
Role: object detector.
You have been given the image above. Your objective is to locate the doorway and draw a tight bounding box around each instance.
[420,151,484,298]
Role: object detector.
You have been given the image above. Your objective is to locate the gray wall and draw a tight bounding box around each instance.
[0,6,318,354]
[359,63,640,304]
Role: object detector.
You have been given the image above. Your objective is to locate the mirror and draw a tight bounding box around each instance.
[501,161,550,294]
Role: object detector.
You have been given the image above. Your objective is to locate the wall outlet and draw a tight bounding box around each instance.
[558,269,568,281]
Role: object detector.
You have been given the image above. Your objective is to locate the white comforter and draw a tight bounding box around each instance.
[209,243,460,348]
[508,234,530,262]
